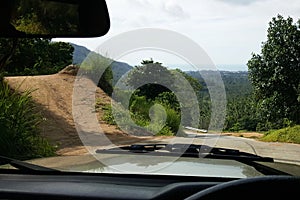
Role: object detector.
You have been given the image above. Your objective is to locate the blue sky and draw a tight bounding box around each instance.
[54,0,300,71]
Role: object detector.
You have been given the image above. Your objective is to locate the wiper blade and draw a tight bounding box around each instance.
[0,156,59,173]
[96,143,274,162]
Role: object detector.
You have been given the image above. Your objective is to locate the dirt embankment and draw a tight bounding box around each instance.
[5,67,146,156]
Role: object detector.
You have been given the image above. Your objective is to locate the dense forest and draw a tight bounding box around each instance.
[187,70,255,131]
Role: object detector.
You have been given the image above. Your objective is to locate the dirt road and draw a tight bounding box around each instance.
[5,71,146,156]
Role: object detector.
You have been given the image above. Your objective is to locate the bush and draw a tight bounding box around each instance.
[130,95,153,121]
[155,126,174,136]
[261,125,300,144]
[80,53,113,96]
[0,80,55,160]
[102,104,116,125]
[101,94,182,136]
[155,92,180,112]
[228,122,241,132]
[130,95,181,135]
[164,107,181,134]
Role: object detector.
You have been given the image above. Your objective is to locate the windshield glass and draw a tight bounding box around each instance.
[1,0,300,178]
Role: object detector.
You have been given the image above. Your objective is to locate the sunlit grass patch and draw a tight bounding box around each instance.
[261,125,300,144]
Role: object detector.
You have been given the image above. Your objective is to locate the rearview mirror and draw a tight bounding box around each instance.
[0,0,110,38]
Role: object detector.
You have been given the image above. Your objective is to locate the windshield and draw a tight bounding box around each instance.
[0,0,300,178]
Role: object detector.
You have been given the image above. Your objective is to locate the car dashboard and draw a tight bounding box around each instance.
[0,170,299,200]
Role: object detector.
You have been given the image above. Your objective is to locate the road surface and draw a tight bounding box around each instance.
[159,130,300,165]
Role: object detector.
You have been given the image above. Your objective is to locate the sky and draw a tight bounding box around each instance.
[54,0,300,71]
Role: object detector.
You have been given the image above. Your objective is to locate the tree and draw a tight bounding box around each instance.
[247,15,300,126]
[125,59,203,127]
[126,59,174,99]
[224,95,258,131]
[0,38,74,75]
[173,69,202,93]
[0,38,17,73]
[80,53,113,96]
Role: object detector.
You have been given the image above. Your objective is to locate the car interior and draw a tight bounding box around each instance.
[0,0,299,199]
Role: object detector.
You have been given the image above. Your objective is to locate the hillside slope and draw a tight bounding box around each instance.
[71,43,132,85]
[4,70,145,156]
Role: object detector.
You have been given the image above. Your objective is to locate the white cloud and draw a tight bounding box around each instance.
[128,0,151,7]
[162,0,189,19]
[214,0,266,6]
[55,0,300,68]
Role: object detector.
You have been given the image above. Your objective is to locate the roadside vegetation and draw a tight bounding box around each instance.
[0,38,74,75]
[223,15,300,144]
[220,15,300,135]
[0,78,56,160]
[0,37,73,159]
[100,59,199,136]
[261,125,300,144]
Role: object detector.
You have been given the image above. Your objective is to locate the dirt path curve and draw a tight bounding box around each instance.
[5,72,147,156]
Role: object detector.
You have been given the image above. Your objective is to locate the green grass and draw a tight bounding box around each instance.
[99,95,182,137]
[0,79,56,160]
[102,104,117,125]
[260,125,300,144]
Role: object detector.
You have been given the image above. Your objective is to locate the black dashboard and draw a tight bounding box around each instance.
[0,171,299,200]
[0,172,226,199]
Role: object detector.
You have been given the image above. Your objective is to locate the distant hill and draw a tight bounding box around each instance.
[70,43,132,84]
[110,61,132,85]
[71,43,91,65]
[71,43,252,97]
[186,70,252,99]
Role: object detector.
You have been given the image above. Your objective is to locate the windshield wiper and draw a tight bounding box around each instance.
[96,143,274,162]
[0,156,59,173]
